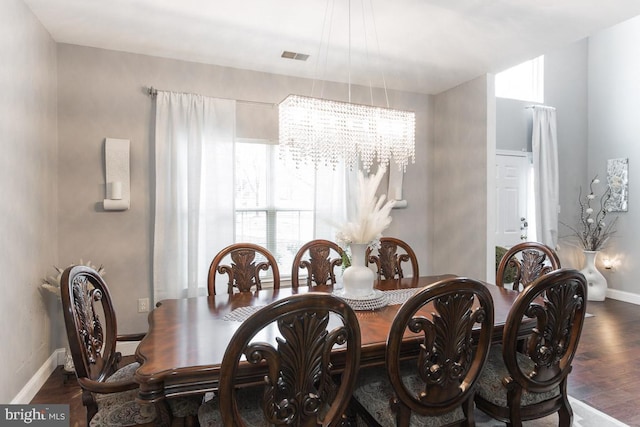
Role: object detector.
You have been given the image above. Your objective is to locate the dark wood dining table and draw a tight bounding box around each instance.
[134,275,530,408]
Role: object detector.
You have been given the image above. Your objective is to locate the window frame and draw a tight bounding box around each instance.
[495,55,544,104]
[234,137,316,279]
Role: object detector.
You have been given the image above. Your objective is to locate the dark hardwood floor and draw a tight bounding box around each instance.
[568,297,640,425]
[31,366,92,427]
[30,355,139,427]
[31,297,640,426]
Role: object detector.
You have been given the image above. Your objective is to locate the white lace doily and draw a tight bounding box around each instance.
[222,288,421,320]
[383,288,420,306]
[222,305,265,321]
[333,289,388,311]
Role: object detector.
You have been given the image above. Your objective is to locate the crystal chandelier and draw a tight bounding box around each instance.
[278,1,415,172]
[279,95,415,171]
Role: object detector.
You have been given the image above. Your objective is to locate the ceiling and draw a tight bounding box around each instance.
[22,0,640,95]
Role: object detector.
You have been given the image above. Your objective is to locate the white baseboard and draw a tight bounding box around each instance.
[11,348,65,404]
[606,288,640,305]
[568,396,628,426]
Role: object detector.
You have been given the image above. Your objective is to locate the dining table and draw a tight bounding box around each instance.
[134,274,532,422]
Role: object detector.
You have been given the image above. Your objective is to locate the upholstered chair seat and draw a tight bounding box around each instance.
[475,346,560,408]
[89,363,201,426]
[91,361,200,424]
[89,363,160,427]
[198,386,270,427]
[351,277,494,427]
[353,363,466,427]
[474,269,587,426]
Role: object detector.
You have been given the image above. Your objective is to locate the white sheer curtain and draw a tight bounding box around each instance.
[313,165,350,239]
[153,91,235,301]
[532,105,559,249]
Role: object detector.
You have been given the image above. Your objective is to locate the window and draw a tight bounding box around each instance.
[495,55,544,103]
[235,139,315,278]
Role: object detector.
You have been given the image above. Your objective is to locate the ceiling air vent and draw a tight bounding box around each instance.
[281,51,310,61]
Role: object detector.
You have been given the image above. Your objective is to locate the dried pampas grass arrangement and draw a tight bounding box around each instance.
[40,260,106,299]
[336,167,395,248]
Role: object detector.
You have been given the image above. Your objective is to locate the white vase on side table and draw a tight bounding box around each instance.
[580,250,607,301]
[342,243,375,298]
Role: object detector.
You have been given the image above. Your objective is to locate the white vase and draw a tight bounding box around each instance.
[342,243,375,298]
[581,250,607,301]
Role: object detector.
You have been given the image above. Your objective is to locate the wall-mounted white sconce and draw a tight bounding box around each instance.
[388,165,408,209]
[103,138,130,211]
[602,257,613,270]
[110,181,123,200]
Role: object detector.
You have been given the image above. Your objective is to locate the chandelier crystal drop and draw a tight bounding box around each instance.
[279,94,415,171]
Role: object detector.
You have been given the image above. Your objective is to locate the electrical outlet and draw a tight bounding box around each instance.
[138,298,149,313]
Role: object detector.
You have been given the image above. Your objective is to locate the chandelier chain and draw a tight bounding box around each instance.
[279,0,415,172]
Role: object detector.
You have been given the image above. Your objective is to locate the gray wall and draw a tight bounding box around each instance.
[588,15,640,297]
[495,39,589,269]
[496,97,533,152]
[432,76,492,280]
[546,39,589,268]
[1,0,58,402]
[56,44,432,335]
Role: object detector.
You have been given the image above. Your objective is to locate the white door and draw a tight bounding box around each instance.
[495,151,530,248]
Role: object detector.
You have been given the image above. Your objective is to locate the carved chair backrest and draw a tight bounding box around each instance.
[366,237,419,280]
[386,277,494,423]
[60,265,120,383]
[291,239,345,289]
[208,243,280,295]
[496,242,561,291]
[218,293,361,426]
[501,269,587,395]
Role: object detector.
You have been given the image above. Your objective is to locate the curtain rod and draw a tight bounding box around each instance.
[524,104,556,110]
[146,86,276,107]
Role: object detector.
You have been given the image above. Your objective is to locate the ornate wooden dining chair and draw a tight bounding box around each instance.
[474,269,587,427]
[291,239,345,289]
[496,241,561,291]
[60,265,200,426]
[351,277,494,426]
[366,237,419,280]
[197,293,361,426]
[207,242,280,295]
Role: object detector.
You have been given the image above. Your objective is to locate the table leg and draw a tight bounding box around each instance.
[153,400,172,427]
